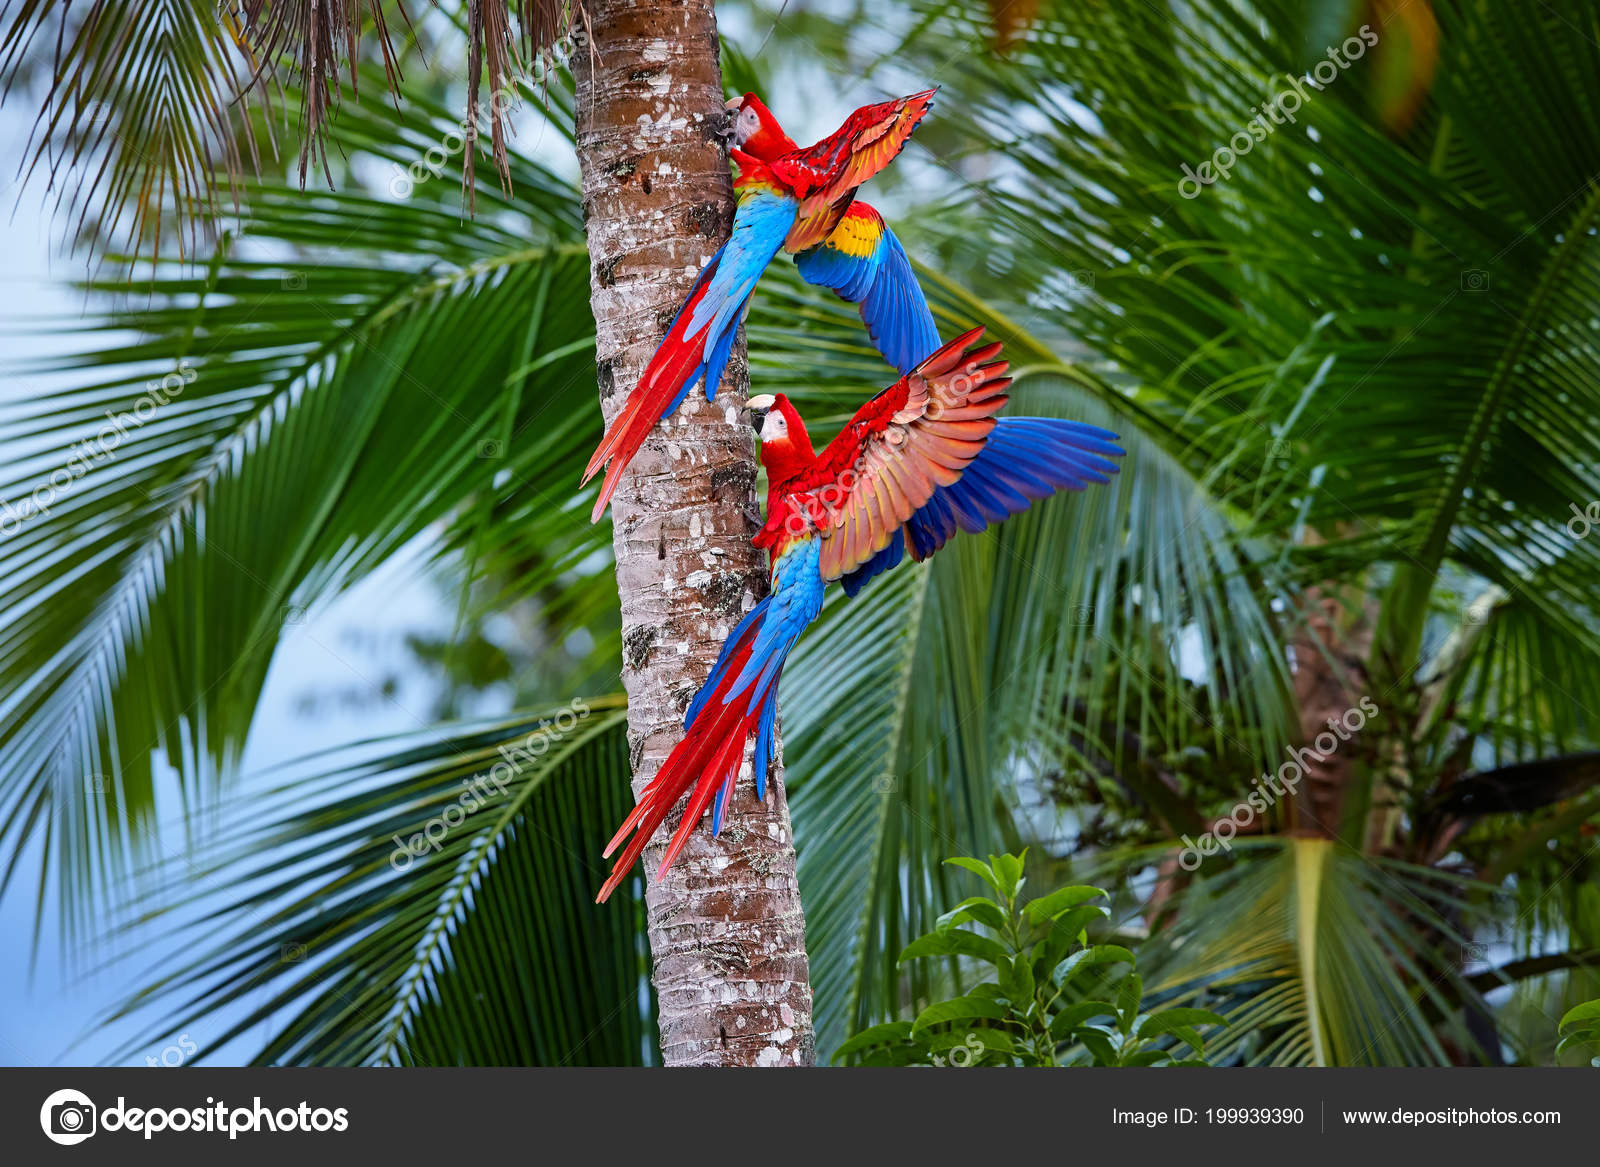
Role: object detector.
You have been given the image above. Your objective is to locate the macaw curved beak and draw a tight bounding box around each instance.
[724,96,743,112]
[745,393,776,434]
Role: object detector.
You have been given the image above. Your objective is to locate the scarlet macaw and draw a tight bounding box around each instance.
[596,328,1124,901]
[582,90,939,521]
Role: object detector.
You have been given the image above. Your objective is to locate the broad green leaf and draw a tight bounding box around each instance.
[900,928,1011,968]
[832,1021,916,1062]
[1559,1001,1600,1031]
[911,997,1011,1037]
[990,852,1026,901]
[1035,906,1110,979]
[937,896,1010,934]
[998,953,1036,1007]
[1023,885,1108,926]
[1168,1027,1207,1054]
[1076,1026,1120,1067]
[1057,945,1138,986]
[929,1029,1014,1058]
[1050,1000,1120,1041]
[943,858,1003,896]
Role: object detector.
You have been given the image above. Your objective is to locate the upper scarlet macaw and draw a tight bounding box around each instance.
[596,328,1124,901]
[582,89,940,521]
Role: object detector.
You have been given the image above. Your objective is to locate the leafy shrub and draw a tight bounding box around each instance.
[835,852,1225,1066]
[1558,1001,1600,1066]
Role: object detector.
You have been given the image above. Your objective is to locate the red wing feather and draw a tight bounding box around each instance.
[798,327,1014,581]
[596,626,763,902]
[778,89,936,252]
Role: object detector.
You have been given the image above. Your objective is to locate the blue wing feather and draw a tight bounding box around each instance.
[836,415,1122,595]
[839,529,906,597]
[796,204,939,376]
[905,418,1124,560]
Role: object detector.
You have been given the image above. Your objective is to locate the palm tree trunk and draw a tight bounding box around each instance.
[572,0,814,1067]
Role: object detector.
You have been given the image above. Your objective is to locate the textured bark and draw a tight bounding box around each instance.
[572,0,814,1067]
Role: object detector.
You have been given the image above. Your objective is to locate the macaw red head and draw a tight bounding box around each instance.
[725,93,798,159]
[746,393,814,478]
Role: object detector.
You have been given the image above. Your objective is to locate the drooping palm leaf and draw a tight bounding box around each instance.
[1,0,270,256]
[1122,837,1499,1066]
[1,2,588,254]
[99,699,653,1065]
[0,69,605,937]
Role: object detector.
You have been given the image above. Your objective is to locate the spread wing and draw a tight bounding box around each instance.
[777,89,936,253]
[776,328,1124,587]
[795,202,940,375]
[802,327,1010,582]
[835,415,1125,596]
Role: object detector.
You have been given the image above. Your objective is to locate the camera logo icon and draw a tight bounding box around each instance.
[40,1088,97,1145]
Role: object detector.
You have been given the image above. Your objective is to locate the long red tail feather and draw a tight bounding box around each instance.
[583,267,720,522]
[596,632,764,903]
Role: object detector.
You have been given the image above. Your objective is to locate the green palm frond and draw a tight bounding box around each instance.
[102,699,651,1066]
[0,70,604,934]
[1,0,270,255]
[1127,837,1499,1066]
[949,0,1600,739]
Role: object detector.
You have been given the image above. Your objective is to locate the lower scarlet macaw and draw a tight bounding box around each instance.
[595,328,1124,901]
[582,91,940,521]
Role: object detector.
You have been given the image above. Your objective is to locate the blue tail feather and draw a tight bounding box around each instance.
[752,685,779,802]
[726,541,825,714]
[702,299,747,402]
[686,600,768,728]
